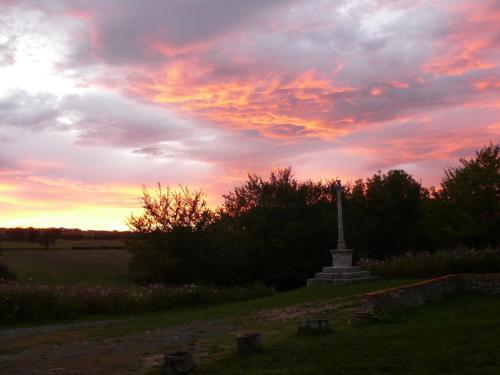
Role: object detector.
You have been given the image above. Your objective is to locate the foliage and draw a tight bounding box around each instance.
[0,250,16,283]
[127,144,499,289]
[128,184,214,233]
[360,247,500,278]
[0,262,16,283]
[127,185,219,285]
[218,168,335,289]
[0,282,272,321]
[344,170,429,258]
[428,143,499,248]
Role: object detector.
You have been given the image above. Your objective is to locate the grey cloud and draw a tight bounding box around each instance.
[0,91,59,129]
[0,35,16,65]
[0,134,14,142]
[132,145,165,157]
[60,92,195,147]
[0,154,15,171]
[0,89,205,150]
[61,0,298,65]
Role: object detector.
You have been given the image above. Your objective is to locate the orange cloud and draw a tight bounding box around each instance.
[422,1,499,76]
[370,87,383,96]
[473,78,500,91]
[129,63,357,140]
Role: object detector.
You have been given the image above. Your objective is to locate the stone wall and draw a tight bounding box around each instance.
[457,273,500,295]
[358,274,500,318]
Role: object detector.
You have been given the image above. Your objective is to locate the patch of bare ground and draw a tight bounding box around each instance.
[250,296,360,322]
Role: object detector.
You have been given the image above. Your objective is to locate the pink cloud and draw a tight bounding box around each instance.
[422,0,500,76]
[0,0,499,229]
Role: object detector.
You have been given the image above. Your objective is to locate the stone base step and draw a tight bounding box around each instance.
[307,276,380,286]
[322,266,362,273]
[315,270,371,279]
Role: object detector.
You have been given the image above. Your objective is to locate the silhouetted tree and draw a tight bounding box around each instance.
[127,184,217,284]
[129,184,214,233]
[219,168,334,289]
[361,170,428,258]
[431,143,499,247]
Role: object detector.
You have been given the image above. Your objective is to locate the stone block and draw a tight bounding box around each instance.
[330,249,354,268]
[162,351,195,375]
[236,332,263,355]
[298,319,331,335]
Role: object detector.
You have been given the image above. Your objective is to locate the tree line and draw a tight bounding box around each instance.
[0,228,132,244]
[125,144,498,289]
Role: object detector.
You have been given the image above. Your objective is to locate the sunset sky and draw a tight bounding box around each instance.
[0,0,499,230]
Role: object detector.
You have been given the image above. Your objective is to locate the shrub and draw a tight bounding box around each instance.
[0,282,272,322]
[0,257,16,283]
[360,247,500,278]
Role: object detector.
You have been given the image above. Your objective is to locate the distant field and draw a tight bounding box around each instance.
[0,249,132,286]
[0,239,125,250]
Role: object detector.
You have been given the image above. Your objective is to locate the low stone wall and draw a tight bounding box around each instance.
[457,273,500,295]
[358,274,500,319]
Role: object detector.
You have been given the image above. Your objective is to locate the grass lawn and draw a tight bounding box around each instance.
[4,278,498,374]
[199,294,500,375]
[0,249,132,285]
[91,279,418,337]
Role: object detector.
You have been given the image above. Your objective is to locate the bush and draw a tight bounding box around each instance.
[0,282,272,322]
[0,257,16,283]
[360,247,500,278]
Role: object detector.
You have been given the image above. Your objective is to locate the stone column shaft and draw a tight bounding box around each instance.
[336,182,346,250]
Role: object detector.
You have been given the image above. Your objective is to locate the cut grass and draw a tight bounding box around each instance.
[91,278,418,337]
[0,249,131,285]
[199,294,500,375]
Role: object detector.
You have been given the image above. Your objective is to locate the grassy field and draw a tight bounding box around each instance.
[0,248,132,285]
[200,294,500,375]
[0,239,124,250]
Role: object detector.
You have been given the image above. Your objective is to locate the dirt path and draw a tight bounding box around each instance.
[0,297,359,374]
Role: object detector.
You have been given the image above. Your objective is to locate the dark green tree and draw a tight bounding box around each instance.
[432,143,499,247]
[362,170,428,258]
[220,168,334,289]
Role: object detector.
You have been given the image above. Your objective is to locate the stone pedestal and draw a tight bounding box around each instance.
[307,248,378,286]
[330,249,353,268]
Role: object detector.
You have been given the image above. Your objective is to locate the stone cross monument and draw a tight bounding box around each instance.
[307,180,378,285]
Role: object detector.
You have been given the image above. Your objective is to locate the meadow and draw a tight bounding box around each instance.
[0,248,131,285]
